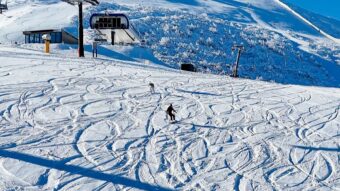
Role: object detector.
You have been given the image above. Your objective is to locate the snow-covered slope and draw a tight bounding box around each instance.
[123,0,340,87]
[0,0,77,43]
[281,0,340,39]
[0,1,339,190]
[0,44,339,191]
[0,0,340,87]
[276,0,340,44]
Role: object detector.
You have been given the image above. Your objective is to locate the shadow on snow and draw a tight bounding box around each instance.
[176,89,221,96]
[293,145,340,152]
[0,149,173,191]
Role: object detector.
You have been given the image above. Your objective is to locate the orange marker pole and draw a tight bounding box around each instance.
[45,40,50,53]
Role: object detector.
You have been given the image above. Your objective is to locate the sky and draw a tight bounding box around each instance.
[284,0,340,21]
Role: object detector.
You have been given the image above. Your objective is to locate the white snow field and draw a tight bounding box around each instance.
[0,44,339,190]
[0,0,339,190]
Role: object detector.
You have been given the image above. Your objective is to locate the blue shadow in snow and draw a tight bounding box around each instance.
[293,145,340,152]
[176,89,221,96]
[0,149,173,191]
[84,45,137,62]
[166,0,200,6]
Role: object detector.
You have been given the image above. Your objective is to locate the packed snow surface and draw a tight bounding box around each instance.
[0,45,339,190]
[0,0,339,190]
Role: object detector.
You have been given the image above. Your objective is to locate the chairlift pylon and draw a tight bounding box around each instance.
[231,45,244,78]
[62,0,99,57]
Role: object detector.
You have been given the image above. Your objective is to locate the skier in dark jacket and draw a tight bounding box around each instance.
[166,104,176,121]
[149,82,155,94]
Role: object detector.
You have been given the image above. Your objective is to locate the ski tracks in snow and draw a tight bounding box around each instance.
[0,50,339,190]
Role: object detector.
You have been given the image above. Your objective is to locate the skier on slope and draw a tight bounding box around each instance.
[166,104,176,122]
[149,82,155,94]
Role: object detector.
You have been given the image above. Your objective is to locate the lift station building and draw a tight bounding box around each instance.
[90,13,141,45]
[23,29,78,44]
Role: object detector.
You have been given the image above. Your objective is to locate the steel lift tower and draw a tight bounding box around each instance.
[231,45,244,78]
[62,0,99,57]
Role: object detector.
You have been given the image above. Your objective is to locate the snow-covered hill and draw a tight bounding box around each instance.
[0,0,339,190]
[280,0,340,39]
[0,0,76,42]
[0,44,339,191]
[0,0,339,87]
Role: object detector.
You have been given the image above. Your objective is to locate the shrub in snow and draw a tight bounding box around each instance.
[209,27,217,33]
[186,30,193,37]
[128,6,338,86]
[163,24,170,32]
[200,13,208,18]
[182,52,189,58]
[206,37,213,46]
[159,37,170,46]
[188,23,196,31]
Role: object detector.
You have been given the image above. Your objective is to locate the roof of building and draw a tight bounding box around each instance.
[23,29,61,35]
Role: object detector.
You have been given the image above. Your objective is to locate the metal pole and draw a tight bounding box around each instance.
[232,45,244,78]
[78,1,84,57]
[111,31,115,45]
[233,49,241,77]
